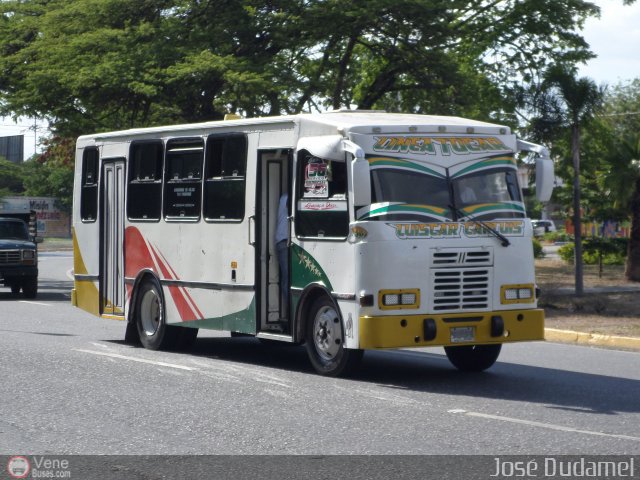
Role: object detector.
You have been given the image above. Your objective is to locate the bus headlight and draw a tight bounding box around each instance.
[378,289,420,310]
[501,284,535,304]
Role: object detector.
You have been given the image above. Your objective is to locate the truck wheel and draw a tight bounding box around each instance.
[305,296,363,377]
[22,277,38,299]
[135,277,178,350]
[444,344,502,372]
[10,284,21,295]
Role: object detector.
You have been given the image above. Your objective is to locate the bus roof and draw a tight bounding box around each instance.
[79,111,511,143]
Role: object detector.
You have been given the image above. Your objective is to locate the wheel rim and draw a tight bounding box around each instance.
[312,305,343,361]
[140,287,162,336]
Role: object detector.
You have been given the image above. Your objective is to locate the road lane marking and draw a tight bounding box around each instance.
[18,300,52,307]
[74,349,197,371]
[449,409,640,442]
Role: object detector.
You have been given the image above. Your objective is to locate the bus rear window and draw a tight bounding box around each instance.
[80,147,99,222]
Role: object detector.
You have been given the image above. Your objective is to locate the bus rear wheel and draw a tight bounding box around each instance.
[305,296,363,377]
[135,278,177,350]
[444,344,501,372]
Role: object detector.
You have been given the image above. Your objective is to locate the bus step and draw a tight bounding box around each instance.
[256,332,296,343]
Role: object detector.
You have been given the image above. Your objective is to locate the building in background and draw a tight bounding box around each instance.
[0,196,70,238]
[0,135,24,163]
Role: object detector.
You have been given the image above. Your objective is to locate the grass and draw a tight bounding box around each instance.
[536,258,640,338]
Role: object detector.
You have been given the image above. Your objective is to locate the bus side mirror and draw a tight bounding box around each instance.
[351,157,371,207]
[535,158,554,202]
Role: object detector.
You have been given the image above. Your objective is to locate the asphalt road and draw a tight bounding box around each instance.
[1,252,639,455]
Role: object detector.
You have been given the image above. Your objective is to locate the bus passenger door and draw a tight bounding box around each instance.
[100,158,125,316]
[258,150,290,332]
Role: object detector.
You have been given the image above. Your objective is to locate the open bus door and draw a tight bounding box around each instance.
[257,149,291,335]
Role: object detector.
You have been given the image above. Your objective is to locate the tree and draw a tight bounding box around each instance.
[0,157,25,198]
[601,136,640,280]
[0,0,603,137]
[527,66,604,295]
[22,137,75,214]
[597,79,640,280]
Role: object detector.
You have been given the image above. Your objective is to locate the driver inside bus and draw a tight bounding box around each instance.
[275,192,289,318]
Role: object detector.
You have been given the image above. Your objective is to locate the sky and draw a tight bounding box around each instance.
[578,0,640,86]
[2,0,640,160]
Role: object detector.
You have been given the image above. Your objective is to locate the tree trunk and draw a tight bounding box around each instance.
[625,176,640,281]
[572,123,584,296]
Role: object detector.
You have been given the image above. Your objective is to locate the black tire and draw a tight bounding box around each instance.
[10,284,21,295]
[22,277,37,299]
[175,327,199,350]
[135,277,178,350]
[444,344,502,372]
[305,296,363,377]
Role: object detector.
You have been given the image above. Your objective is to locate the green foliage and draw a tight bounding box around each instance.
[0,0,603,136]
[558,239,628,265]
[543,231,573,243]
[0,157,25,195]
[22,137,75,213]
[532,238,544,259]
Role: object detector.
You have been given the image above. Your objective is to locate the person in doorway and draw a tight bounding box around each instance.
[275,192,289,318]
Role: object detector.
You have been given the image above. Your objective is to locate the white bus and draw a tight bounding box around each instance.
[72,111,554,376]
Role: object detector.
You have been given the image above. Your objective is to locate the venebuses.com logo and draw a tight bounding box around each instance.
[6,456,71,479]
[7,456,30,479]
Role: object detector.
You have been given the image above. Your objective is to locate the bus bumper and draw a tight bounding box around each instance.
[358,309,544,349]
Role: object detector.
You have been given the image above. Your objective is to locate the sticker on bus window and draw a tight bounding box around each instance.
[304,158,330,198]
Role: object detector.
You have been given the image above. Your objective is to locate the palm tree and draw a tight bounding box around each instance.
[600,134,640,280]
[541,67,604,295]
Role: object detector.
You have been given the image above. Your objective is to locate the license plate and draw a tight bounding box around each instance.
[450,326,475,343]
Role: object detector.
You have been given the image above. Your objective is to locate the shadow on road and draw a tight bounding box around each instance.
[111,335,640,416]
[0,279,72,302]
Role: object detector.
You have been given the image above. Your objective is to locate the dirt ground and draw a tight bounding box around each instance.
[536,258,640,338]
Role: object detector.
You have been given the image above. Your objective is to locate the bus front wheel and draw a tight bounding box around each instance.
[135,278,177,350]
[444,344,501,372]
[305,296,363,377]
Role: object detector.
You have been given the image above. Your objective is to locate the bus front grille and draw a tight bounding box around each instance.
[431,268,490,311]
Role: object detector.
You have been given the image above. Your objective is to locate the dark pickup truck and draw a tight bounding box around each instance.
[0,216,39,298]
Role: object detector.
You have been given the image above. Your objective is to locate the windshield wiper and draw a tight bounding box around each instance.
[449,204,511,247]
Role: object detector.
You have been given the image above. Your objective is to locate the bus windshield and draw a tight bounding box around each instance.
[360,164,524,222]
[452,168,524,220]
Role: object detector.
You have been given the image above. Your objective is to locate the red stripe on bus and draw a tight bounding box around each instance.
[154,249,205,320]
[124,226,157,277]
[149,244,198,322]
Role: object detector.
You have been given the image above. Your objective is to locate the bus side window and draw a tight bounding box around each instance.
[203,134,247,221]
[163,138,204,220]
[80,147,99,222]
[128,140,163,221]
[295,152,349,239]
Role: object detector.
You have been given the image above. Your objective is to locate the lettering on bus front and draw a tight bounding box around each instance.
[372,136,510,156]
[391,221,524,239]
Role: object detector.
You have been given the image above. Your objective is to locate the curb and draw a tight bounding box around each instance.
[545,328,640,350]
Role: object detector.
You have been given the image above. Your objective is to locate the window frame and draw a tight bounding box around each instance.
[294,150,349,242]
[80,147,99,223]
[203,133,248,223]
[162,137,204,222]
[127,139,164,223]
